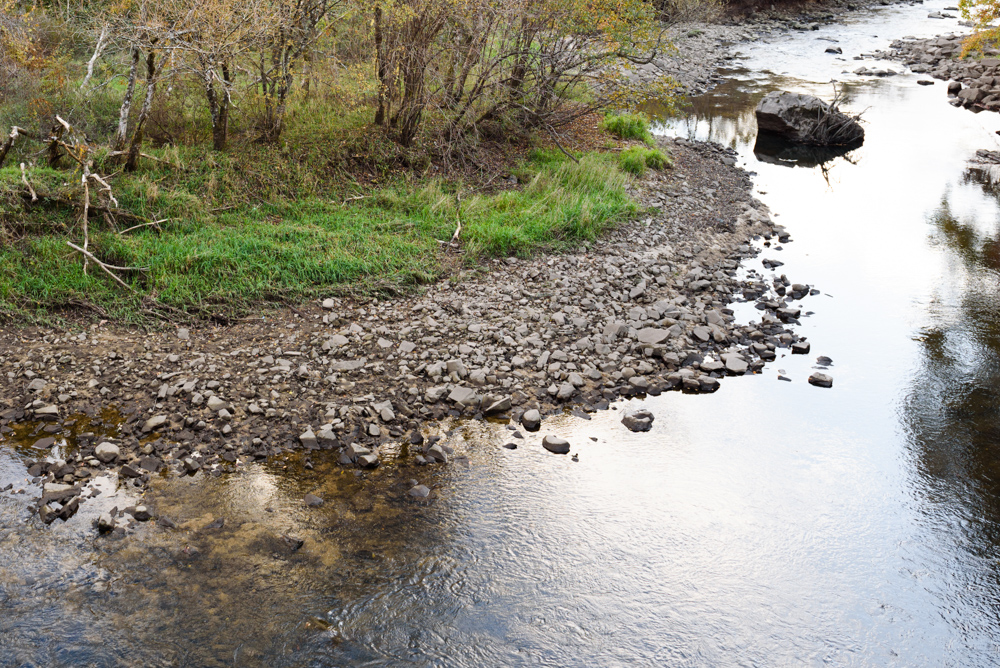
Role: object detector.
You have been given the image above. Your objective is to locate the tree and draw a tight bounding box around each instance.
[959,0,1000,54]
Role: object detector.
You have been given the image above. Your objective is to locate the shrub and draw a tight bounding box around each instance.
[600,112,653,144]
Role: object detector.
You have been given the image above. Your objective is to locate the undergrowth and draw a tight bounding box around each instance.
[0,150,637,322]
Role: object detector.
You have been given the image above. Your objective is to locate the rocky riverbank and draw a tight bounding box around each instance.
[878,33,1000,113]
[636,0,929,96]
[0,136,826,527]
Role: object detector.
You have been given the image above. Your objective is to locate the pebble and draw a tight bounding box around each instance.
[542,435,570,454]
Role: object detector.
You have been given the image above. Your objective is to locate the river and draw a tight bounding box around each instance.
[2,2,1000,666]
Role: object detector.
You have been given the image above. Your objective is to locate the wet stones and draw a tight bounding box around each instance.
[542,435,570,454]
[622,409,655,432]
[409,484,431,498]
[303,493,324,507]
[808,372,833,388]
[521,409,541,431]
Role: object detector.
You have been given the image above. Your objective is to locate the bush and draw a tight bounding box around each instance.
[600,112,653,145]
[618,147,672,176]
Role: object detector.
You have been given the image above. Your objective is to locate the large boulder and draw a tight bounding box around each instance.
[755,91,864,146]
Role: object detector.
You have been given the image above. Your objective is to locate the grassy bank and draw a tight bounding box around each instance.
[0,147,642,322]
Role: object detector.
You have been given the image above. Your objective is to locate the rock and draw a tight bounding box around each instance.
[26,378,46,392]
[947,81,962,96]
[322,298,335,309]
[95,442,120,463]
[622,409,654,432]
[143,415,167,432]
[409,484,431,498]
[299,430,318,448]
[448,386,479,406]
[34,405,58,417]
[725,356,749,374]
[32,437,56,450]
[808,373,833,388]
[358,453,380,468]
[131,505,152,521]
[917,80,934,86]
[304,493,324,507]
[825,46,842,54]
[556,382,576,401]
[332,359,366,372]
[177,328,190,340]
[542,435,570,454]
[791,341,811,354]
[755,91,864,146]
[483,396,512,415]
[427,444,449,463]
[120,464,142,478]
[97,512,116,534]
[206,396,228,412]
[521,409,541,431]
[636,328,671,345]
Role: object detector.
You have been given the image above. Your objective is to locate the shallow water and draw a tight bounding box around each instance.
[4,2,1000,665]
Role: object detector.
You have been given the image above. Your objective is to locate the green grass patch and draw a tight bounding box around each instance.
[618,147,672,176]
[0,151,637,322]
[600,112,654,145]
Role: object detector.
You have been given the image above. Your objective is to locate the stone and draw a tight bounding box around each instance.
[332,359,366,372]
[725,357,749,374]
[32,437,56,450]
[542,435,570,454]
[448,386,479,406]
[808,373,833,388]
[622,409,654,432]
[131,505,152,521]
[483,396,512,415]
[177,328,190,340]
[143,415,167,432]
[409,484,431,498]
[521,409,541,431]
[358,453,380,468]
[791,341,811,355]
[755,91,864,146]
[304,493,324,507]
[427,444,449,463]
[34,405,58,417]
[206,396,228,412]
[97,512,116,534]
[556,382,576,401]
[299,430,318,448]
[95,442,120,463]
[26,378,46,392]
[322,298,336,309]
[636,328,671,345]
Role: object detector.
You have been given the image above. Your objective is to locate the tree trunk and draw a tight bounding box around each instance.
[374,5,387,126]
[112,46,140,152]
[125,51,158,172]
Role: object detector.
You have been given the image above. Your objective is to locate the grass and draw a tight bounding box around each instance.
[600,112,654,145]
[618,147,672,176]
[0,150,638,322]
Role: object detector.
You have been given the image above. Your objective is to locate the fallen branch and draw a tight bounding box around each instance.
[19,163,37,202]
[66,241,147,292]
[119,219,167,235]
[105,150,178,168]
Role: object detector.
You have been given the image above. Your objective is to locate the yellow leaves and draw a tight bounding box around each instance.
[960,0,1000,56]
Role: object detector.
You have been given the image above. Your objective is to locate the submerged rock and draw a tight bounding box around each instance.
[542,435,570,454]
[755,91,864,146]
[622,409,654,432]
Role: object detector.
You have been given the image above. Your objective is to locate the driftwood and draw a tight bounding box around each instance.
[19,163,37,202]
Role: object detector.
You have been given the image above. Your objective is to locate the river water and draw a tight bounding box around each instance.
[3,3,1000,666]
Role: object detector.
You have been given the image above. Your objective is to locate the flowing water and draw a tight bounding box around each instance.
[4,3,1000,666]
